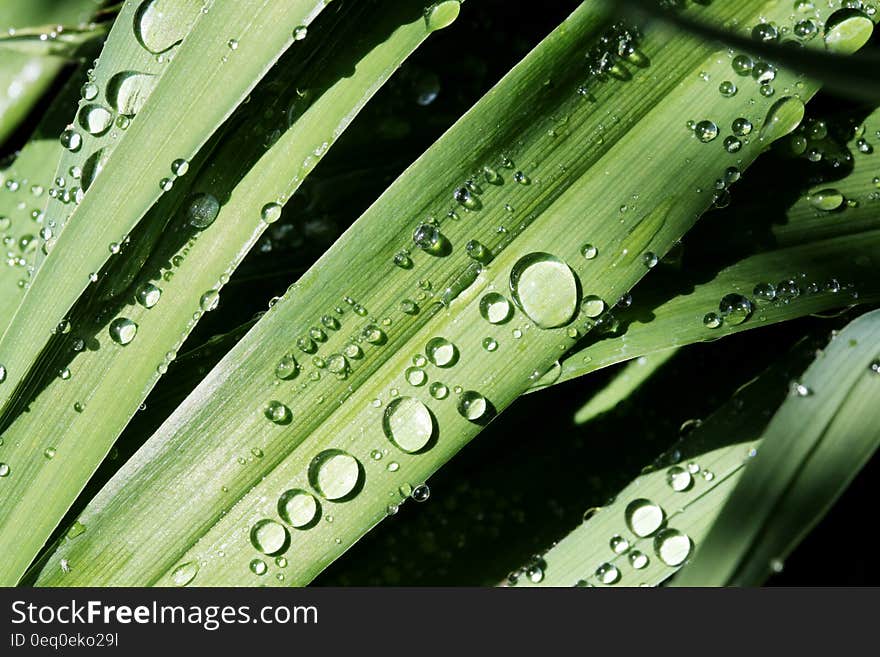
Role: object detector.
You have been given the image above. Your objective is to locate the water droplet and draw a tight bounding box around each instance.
[457,390,489,422]
[106,71,156,115]
[425,337,458,367]
[405,367,427,387]
[609,535,629,554]
[134,0,199,53]
[0,463,10,477]
[595,563,620,585]
[275,354,299,380]
[109,318,137,345]
[731,54,753,76]
[200,290,219,312]
[308,450,363,500]
[509,253,578,329]
[694,120,719,142]
[227,38,239,50]
[792,382,812,397]
[479,293,512,324]
[718,293,753,325]
[760,97,805,143]
[732,117,753,136]
[453,186,479,210]
[171,561,198,586]
[0,365,6,383]
[666,466,693,492]
[653,528,693,566]
[869,359,880,375]
[751,22,779,42]
[44,447,57,459]
[753,282,776,302]
[581,243,598,259]
[581,295,606,318]
[703,312,722,329]
[249,559,267,575]
[643,251,659,268]
[278,489,319,528]
[60,129,82,152]
[629,551,649,569]
[77,104,113,137]
[136,283,162,308]
[171,158,189,176]
[264,400,292,424]
[429,382,448,399]
[718,80,737,97]
[186,193,220,229]
[724,136,742,153]
[625,499,665,537]
[412,484,430,502]
[824,9,875,54]
[425,1,461,32]
[261,202,282,224]
[808,188,844,211]
[383,397,435,453]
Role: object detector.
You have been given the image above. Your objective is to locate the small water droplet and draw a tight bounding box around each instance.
[425,337,458,367]
[308,449,363,500]
[653,528,693,566]
[609,535,629,554]
[275,354,299,380]
[694,120,719,142]
[261,202,282,224]
[429,382,448,399]
[666,466,693,492]
[457,390,489,422]
[383,397,435,453]
[186,193,220,229]
[718,293,753,325]
[278,489,319,528]
[264,400,292,424]
[595,563,620,585]
[109,318,137,345]
[171,561,199,586]
[249,559,267,575]
[629,550,649,569]
[510,253,579,329]
[625,499,665,537]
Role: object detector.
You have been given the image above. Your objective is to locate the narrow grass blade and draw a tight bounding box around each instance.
[571,348,677,424]
[29,1,856,587]
[674,308,880,586]
[546,227,880,388]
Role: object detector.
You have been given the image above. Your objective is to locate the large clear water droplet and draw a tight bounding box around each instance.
[78,105,113,136]
[625,498,665,537]
[278,489,319,528]
[186,193,220,229]
[760,97,805,143]
[653,528,693,566]
[136,283,161,308]
[479,293,512,324]
[509,253,579,329]
[823,9,874,54]
[106,71,156,115]
[250,519,290,555]
[383,397,435,453]
[718,293,753,325]
[457,390,489,422]
[308,449,363,501]
[425,337,458,367]
[109,318,137,345]
[134,0,201,54]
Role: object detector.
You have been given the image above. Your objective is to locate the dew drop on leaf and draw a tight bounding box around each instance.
[308,450,363,500]
[278,489,319,528]
[509,253,579,329]
[383,397,435,453]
